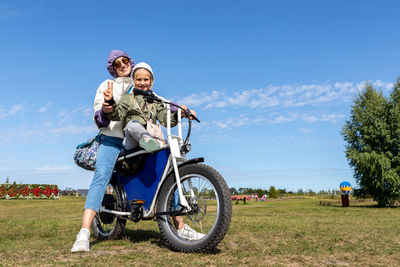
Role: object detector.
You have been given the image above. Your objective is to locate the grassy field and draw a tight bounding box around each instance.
[1,197,399,266]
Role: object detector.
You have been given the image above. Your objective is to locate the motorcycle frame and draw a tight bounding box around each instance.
[99,104,194,219]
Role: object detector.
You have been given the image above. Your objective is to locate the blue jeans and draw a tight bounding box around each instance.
[84,135,123,212]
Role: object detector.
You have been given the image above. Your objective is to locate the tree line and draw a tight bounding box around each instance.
[230,186,342,199]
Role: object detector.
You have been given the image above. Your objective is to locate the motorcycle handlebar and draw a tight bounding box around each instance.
[144,94,199,146]
[148,95,200,123]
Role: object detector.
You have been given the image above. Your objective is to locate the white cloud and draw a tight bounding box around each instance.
[0,103,26,119]
[319,113,345,122]
[35,166,74,172]
[179,90,222,108]
[0,6,21,18]
[198,110,343,130]
[0,123,97,146]
[269,114,296,123]
[213,115,251,129]
[83,107,92,118]
[177,80,393,110]
[38,102,53,113]
[9,104,25,114]
[269,112,344,124]
[0,5,42,19]
[57,106,93,124]
[50,125,96,136]
[298,127,312,134]
[374,79,393,90]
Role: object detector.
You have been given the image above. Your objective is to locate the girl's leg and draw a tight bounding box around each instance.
[171,190,184,229]
[123,120,143,150]
[124,120,159,151]
[171,187,205,240]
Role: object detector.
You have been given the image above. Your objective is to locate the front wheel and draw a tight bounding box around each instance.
[157,163,232,252]
[91,177,127,241]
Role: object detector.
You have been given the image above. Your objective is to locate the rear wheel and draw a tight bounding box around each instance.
[157,163,232,252]
[91,178,126,240]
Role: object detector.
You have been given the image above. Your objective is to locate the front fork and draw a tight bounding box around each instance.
[171,156,192,212]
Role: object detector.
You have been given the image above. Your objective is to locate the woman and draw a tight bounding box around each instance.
[71,50,134,253]
[72,55,203,253]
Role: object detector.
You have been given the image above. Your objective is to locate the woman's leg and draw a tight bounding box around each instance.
[84,135,123,212]
[82,209,97,229]
[72,135,123,253]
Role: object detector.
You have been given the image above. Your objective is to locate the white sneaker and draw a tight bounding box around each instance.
[177,224,206,241]
[139,135,160,152]
[71,229,90,253]
[71,240,89,253]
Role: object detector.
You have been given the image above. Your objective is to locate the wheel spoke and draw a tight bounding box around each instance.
[173,174,218,237]
[92,181,126,240]
[157,164,232,252]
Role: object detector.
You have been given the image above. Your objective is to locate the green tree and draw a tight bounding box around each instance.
[229,187,238,195]
[278,188,287,196]
[342,81,400,207]
[268,186,278,199]
[255,188,265,198]
[307,189,316,196]
[297,189,304,196]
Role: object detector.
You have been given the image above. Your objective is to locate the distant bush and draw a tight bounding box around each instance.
[59,188,77,196]
[0,184,59,199]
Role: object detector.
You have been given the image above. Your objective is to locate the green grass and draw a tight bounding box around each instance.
[1,197,399,266]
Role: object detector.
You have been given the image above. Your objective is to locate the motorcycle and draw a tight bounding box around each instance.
[91,96,232,252]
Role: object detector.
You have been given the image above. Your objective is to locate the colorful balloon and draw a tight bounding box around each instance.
[340,181,352,194]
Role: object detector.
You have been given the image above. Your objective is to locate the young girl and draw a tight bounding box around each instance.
[104,62,196,152]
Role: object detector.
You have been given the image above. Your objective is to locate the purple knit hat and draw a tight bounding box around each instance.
[106,50,135,78]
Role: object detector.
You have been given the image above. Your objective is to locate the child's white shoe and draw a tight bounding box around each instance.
[139,135,160,152]
[177,224,205,241]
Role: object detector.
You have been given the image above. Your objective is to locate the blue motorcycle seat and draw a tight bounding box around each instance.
[118,147,144,158]
[118,145,170,158]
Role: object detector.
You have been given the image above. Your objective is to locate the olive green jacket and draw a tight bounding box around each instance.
[107,93,178,129]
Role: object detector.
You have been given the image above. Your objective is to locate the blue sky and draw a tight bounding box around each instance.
[1,0,399,191]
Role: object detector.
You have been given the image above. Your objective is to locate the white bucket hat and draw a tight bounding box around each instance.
[131,62,154,80]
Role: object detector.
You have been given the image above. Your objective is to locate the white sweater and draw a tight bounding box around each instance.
[93,77,132,139]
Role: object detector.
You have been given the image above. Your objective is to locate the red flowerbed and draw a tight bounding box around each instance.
[0,184,59,199]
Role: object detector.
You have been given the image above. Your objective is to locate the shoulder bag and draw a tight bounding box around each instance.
[73,133,101,171]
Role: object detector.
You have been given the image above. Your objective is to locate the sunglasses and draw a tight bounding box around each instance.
[113,57,130,68]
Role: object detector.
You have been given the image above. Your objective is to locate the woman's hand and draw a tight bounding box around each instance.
[102,81,114,113]
[103,81,113,101]
[180,105,197,120]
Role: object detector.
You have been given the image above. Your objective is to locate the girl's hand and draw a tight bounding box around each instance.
[104,81,113,101]
[102,102,113,113]
[180,105,197,120]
